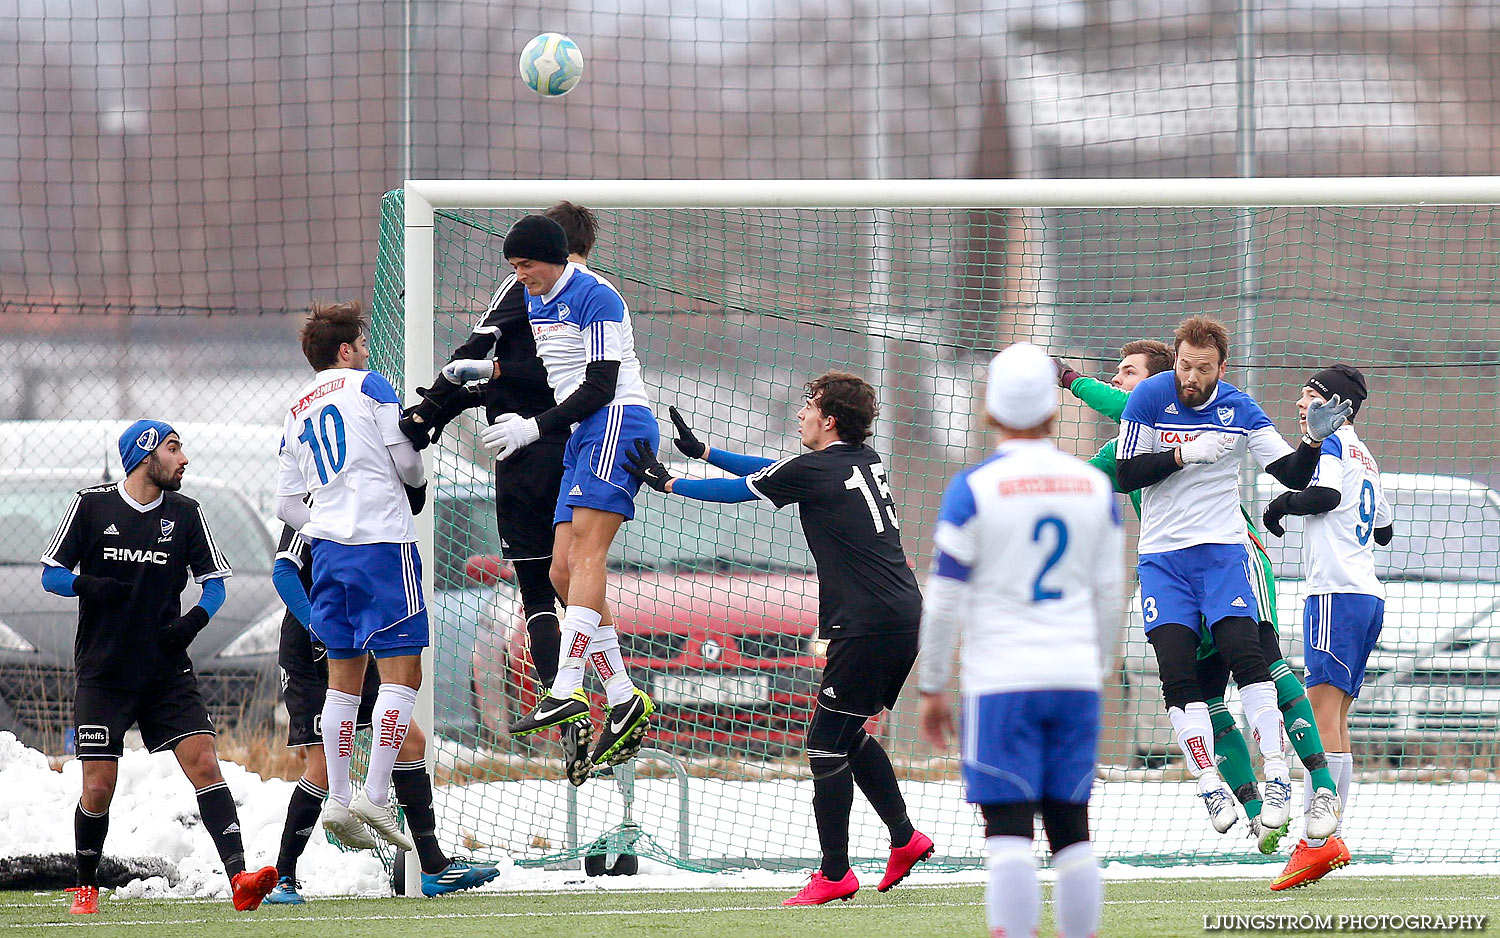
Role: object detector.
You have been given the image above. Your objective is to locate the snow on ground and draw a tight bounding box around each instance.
[0,732,387,899]
[3,731,1497,903]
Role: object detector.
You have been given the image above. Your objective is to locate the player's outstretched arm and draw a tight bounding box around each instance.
[1062,368,1129,423]
[625,439,758,503]
[668,405,776,477]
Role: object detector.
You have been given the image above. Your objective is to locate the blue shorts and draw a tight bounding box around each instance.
[962,689,1100,805]
[1138,543,1260,635]
[307,539,429,657]
[1303,593,1385,697]
[554,404,660,525]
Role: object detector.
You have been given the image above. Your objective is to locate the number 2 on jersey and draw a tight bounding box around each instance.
[1354,479,1375,546]
[1030,515,1069,602]
[298,404,347,484]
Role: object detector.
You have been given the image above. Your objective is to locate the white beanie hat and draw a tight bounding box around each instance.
[985,342,1059,429]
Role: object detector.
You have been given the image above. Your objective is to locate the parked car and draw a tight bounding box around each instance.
[0,469,284,754]
[1120,471,1500,766]
[1347,614,1500,762]
[472,469,822,759]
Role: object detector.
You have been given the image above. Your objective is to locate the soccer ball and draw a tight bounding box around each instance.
[520,33,584,97]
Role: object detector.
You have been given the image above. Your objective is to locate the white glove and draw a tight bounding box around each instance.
[480,413,541,460]
[1179,430,1237,465]
[440,359,494,384]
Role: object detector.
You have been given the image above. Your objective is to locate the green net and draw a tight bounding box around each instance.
[373,189,1500,872]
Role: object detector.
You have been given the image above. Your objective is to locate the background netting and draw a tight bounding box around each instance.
[8,2,1500,319]
[377,188,1500,871]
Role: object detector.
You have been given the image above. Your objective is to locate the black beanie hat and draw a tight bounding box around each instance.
[1307,363,1368,418]
[503,214,569,265]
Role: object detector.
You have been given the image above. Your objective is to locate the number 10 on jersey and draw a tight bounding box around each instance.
[298,404,347,484]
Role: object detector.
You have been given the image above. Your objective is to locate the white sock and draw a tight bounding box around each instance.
[1168,703,1216,777]
[587,624,637,706]
[320,689,362,807]
[985,836,1038,938]
[1051,841,1101,938]
[1238,681,1286,763]
[549,606,603,697]
[1335,750,1354,833]
[364,683,418,807]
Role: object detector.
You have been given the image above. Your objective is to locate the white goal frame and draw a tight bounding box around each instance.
[399,177,1500,888]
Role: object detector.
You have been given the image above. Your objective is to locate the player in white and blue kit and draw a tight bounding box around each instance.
[918,343,1124,938]
[483,215,656,769]
[276,301,432,854]
[1261,364,1392,890]
[1115,316,1352,834]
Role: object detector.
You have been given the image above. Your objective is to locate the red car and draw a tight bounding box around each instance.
[471,492,823,758]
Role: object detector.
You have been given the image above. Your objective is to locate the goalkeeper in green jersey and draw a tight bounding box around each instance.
[1057,341,1338,855]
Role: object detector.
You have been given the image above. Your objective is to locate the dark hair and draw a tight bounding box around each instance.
[300,300,365,370]
[1121,339,1174,376]
[544,201,598,259]
[1174,315,1230,364]
[804,371,878,444]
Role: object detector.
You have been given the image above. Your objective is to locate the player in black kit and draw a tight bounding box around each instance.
[625,372,934,906]
[399,201,596,785]
[39,420,277,914]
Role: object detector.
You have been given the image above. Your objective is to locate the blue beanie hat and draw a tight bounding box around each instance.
[119,419,177,475]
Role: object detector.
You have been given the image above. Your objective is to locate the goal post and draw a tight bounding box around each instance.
[381,178,1500,874]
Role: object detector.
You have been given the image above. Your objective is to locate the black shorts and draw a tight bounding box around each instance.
[75,671,214,760]
[817,632,919,718]
[494,439,566,561]
[280,618,380,748]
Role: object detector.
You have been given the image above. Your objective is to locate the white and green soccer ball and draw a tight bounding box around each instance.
[520,32,584,97]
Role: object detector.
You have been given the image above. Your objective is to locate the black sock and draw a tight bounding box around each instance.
[526,612,562,687]
[848,734,915,848]
[392,761,449,874]
[810,755,854,880]
[195,782,246,879]
[276,777,327,882]
[514,557,561,687]
[74,802,109,887]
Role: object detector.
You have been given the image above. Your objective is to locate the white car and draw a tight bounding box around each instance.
[1119,472,1500,767]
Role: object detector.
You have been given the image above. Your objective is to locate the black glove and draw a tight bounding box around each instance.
[398,406,431,451]
[1262,496,1289,538]
[159,605,210,655]
[405,482,429,516]
[668,406,706,460]
[73,574,131,606]
[1054,358,1082,389]
[624,439,675,493]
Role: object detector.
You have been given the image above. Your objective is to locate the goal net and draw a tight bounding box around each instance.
[374,179,1500,873]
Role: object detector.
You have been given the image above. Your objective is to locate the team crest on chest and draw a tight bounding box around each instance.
[1216,406,1233,426]
[160,518,176,539]
[555,302,572,321]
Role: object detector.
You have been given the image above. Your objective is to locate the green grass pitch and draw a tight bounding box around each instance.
[3,877,1497,937]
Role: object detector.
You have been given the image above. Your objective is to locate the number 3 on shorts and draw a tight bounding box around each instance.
[1142,595,1159,624]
